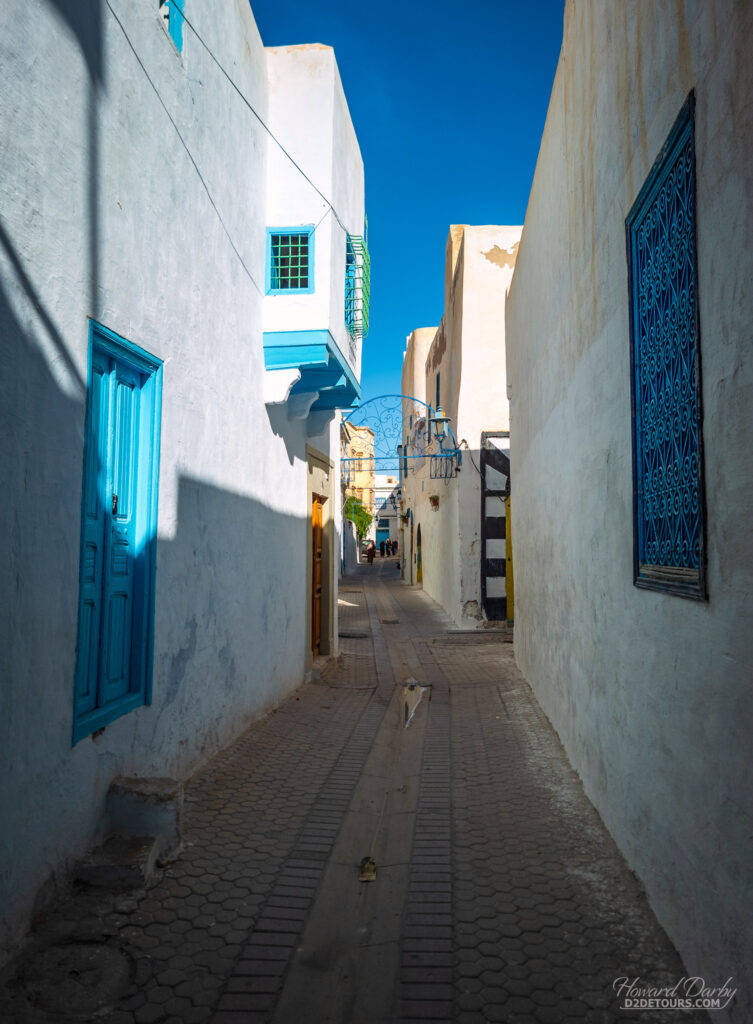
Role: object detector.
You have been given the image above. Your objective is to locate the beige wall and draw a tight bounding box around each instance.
[506,2,753,1018]
[400,226,520,623]
[400,328,436,585]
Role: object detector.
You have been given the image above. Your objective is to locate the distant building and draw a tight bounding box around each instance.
[399,225,520,625]
[506,2,753,1018]
[341,422,375,516]
[374,475,399,549]
[0,2,367,961]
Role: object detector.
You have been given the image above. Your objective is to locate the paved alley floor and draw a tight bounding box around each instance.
[1,560,705,1024]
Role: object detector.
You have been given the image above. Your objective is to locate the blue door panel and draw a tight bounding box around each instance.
[100,365,139,706]
[74,324,161,743]
[75,358,109,717]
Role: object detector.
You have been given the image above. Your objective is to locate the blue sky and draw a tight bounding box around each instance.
[251,0,566,403]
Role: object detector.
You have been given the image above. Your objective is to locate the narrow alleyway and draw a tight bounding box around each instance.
[1,561,703,1024]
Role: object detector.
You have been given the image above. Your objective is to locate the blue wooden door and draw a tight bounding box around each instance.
[75,351,111,719]
[101,360,140,704]
[75,353,142,720]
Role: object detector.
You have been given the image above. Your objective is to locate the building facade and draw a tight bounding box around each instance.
[505,2,753,1018]
[374,474,399,549]
[0,0,366,960]
[400,225,520,625]
[341,422,375,517]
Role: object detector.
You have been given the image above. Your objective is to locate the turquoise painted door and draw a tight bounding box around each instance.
[75,352,143,722]
[76,351,110,718]
[101,360,140,704]
[74,323,162,743]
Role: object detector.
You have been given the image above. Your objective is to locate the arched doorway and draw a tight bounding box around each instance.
[416,523,423,584]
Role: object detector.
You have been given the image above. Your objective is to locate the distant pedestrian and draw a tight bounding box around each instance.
[366,540,376,564]
[379,540,386,557]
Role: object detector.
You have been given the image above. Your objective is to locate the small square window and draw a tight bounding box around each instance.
[267,227,315,294]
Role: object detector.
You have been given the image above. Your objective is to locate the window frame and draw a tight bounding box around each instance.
[345,235,356,335]
[266,226,315,295]
[160,0,184,52]
[625,92,707,600]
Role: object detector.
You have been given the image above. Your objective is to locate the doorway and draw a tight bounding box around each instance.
[416,523,423,584]
[480,432,510,620]
[74,323,162,743]
[311,495,324,654]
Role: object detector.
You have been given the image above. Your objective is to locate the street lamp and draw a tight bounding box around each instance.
[430,407,450,441]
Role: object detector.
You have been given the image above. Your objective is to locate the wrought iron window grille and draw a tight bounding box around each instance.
[625,92,706,599]
[267,228,313,292]
[345,233,371,341]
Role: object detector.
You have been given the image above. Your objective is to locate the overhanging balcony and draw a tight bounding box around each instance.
[263,329,360,429]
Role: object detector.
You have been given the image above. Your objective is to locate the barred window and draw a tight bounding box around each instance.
[267,228,314,293]
[626,94,705,599]
[344,233,371,339]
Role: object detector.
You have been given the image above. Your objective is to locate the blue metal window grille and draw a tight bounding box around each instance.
[626,94,705,599]
[267,228,314,293]
[345,233,371,339]
[160,0,184,51]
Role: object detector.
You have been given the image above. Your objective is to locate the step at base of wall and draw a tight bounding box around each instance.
[106,776,183,864]
[75,835,160,889]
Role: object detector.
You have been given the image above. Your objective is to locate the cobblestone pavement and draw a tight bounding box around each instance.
[0,559,706,1024]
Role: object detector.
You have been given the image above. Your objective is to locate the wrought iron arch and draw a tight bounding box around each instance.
[341,394,460,476]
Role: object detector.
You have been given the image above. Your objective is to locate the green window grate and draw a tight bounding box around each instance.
[345,233,371,339]
[269,230,311,292]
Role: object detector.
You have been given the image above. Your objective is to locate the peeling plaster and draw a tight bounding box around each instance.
[481,241,520,269]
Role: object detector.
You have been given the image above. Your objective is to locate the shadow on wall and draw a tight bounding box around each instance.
[47,0,104,84]
[0,231,311,963]
[47,0,104,317]
[265,402,308,467]
[0,243,91,958]
[152,475,307,764]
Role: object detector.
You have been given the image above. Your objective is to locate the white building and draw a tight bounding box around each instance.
[506,2,753,1019]
[374,474,399,549]
[400,225,520,625]
[0,1,366,961]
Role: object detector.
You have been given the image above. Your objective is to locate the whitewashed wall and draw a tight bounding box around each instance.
[264,44,364,382]
[506,2,753,1018]
[0,0,362,962]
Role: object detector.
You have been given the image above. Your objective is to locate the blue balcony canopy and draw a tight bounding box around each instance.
[262,329,360,411]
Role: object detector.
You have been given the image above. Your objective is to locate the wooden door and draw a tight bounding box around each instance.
[410,518,414,583]
[76,350,144,721]
[311,496,324,654]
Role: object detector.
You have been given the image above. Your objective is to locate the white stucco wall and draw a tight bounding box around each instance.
[0,0,362,961]
[506,2,753,1018]
[264,44,364,383]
